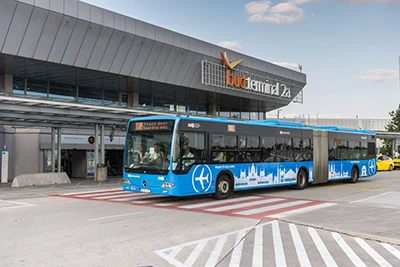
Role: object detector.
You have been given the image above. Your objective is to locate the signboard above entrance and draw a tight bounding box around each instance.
[201,52,294,101]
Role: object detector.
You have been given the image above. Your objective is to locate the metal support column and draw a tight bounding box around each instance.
[57,128,62,173]
[94,124,99,178]
[51,127,56,173]
[392,138,398,158]
[100,124,105,164]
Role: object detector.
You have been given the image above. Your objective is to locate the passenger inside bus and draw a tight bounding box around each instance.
[212,147,225,163]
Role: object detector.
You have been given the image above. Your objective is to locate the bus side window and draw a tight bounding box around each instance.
[293,138,302,161]
[261,137,275,162]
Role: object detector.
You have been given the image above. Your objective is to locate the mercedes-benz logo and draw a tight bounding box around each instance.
[143,180,147,186]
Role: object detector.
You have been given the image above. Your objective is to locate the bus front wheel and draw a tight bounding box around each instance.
[213,175,232,200]
[295,168,308,190]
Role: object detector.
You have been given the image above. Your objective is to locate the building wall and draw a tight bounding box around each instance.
[13,129,40,177]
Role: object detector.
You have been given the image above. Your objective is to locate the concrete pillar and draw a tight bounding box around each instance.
[0,74,13,94]
[127,78,139,107]
[206,92,217,116]
[100,124,105,164]
[57,128,61,173]
[51,127,55,173]
[94,124,99,178]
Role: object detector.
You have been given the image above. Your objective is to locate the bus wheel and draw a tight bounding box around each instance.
[213,175,232,200]
[295,168,308,190]
[349,166,359,183]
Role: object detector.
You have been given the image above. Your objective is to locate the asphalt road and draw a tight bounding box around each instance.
[1,172,400,267]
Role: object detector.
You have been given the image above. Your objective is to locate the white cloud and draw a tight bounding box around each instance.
[217,41,244,52]
[356,69,399,82]
[272,61,301,71]
[245,0,318,24]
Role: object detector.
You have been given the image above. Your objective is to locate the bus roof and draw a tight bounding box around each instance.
[128,115,376,135]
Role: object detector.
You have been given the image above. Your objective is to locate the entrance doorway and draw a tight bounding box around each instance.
[106,150,123,176]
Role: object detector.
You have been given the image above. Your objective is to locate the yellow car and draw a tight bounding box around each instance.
[393,158,400,169]
[377,154,394,171]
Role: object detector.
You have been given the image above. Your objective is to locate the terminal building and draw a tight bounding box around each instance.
[0,0,306,180]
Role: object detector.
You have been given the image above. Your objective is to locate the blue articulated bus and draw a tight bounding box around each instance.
[122,116,377,199]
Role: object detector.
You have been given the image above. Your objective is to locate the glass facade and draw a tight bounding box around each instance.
[12,75,266,120]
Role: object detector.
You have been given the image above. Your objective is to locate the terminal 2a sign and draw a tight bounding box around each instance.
[201,52,291,99]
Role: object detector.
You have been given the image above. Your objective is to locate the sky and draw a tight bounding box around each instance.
[82,0,400,119]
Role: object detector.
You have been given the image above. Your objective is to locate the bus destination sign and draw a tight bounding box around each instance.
[132,121,174,131]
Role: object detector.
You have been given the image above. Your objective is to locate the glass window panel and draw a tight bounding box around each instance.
[179,132,206,170]
[13,76,25,95]
[49,82,75,101]
[226,136,237,149]
[247,136,259,149]
[152,87,164,110]
[27,78,47,98]
[211,135,225,149]
[79,85,103,104]
[239,136,246,149]
[261,137,275,162]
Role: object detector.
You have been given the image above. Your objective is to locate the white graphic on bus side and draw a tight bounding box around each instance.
[192,165,212,193]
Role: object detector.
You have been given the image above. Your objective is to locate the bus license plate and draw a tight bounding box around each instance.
[140,188,151,193]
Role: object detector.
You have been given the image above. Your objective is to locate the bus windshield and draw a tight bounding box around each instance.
[124,120,174,174]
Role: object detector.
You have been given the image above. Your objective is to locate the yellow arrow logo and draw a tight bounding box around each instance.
[220,52,243,69]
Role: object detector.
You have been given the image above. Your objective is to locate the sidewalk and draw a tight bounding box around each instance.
[0,176,123,200]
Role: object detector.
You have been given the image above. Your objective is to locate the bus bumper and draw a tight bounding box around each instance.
[122,183,173,195]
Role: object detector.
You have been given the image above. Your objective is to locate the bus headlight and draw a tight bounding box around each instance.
[123,179,131,185]
[161,182,174,188]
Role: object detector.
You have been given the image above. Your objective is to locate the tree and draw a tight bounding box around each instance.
[380,104,400,156]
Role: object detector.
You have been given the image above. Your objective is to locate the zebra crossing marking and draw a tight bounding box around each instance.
[154,221,400,267]
[51,189,337,220]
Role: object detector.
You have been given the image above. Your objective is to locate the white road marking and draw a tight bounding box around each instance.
[235,200,310,216]
[154,221,400,267]
[60,189,122,196]
[308,227,338,267]
[111,195,159,202]
[229,229,247,267]
[0,199,35,210]
[168,247,183,259]
[76,191,131,198]
[289,223,311,267]
[206,198,284,212]
[178,196,261,209]
[204,234,228,267]
[382,243,400,261]
[184,240,208,267]
[332,232,367,267]
[272,203,338,218]
[88,212,144,221]
[355,237,393,267]
[272,220,286,267]
[350,191,393,204]
[154,222,273,267]
[92,193,141,199]
[252,224,263,267]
